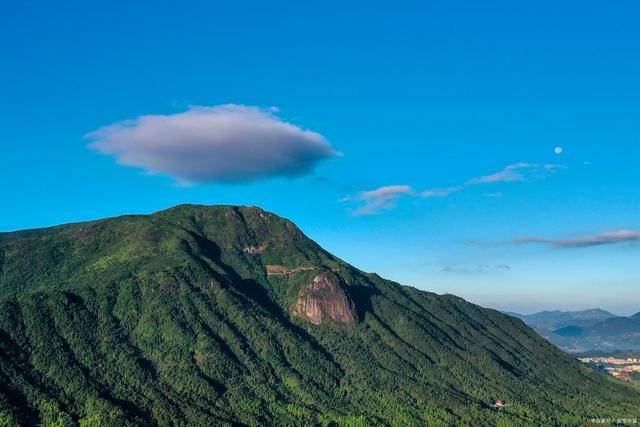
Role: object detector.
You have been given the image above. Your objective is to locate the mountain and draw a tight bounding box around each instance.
[511,310,640,352]
[551,317,640,352]
[555,317,640,338]
[0,205,638,425]
[631,312,640,322]
[511,309,618,331]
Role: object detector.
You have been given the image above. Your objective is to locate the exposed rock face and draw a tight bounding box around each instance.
[293,272,357,325]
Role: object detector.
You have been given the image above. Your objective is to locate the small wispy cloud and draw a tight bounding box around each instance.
[442,264,511,274]
[341,162,564,215]
[422,162,564,198]
[421,186,463,198]
[467,169,521,185]
[506,230,640,248]
[351,185,414,216]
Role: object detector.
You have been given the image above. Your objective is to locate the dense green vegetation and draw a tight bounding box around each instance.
[0,204,638,426]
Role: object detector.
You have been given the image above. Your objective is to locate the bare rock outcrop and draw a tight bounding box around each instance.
[292,272,357,325]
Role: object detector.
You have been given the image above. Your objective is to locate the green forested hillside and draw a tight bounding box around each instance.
[0,205,638,426]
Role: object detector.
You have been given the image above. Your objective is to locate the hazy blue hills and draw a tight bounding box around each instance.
[509,309,617,331]
[511,309,640,353]
[0,205,638,426]
[556,317,640,337]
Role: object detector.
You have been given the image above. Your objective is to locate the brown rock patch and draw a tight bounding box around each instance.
[292,272,357,325]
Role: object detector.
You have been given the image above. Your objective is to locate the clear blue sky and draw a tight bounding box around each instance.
[2,1,639,314]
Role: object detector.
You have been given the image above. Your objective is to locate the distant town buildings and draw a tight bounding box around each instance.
[579,357,640,380]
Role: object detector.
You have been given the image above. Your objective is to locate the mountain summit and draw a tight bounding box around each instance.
[0,205,638,425]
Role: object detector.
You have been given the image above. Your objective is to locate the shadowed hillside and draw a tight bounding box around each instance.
[0,205,638,426]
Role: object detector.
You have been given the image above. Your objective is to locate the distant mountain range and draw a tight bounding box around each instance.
[509,309,640,352]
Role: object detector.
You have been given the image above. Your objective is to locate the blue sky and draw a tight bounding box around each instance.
[2,1,639,314]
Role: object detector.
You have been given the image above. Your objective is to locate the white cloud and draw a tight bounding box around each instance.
[352,185,414,216]
[507,230,640,248]
[341,162,564,215]
[442,264,511,274]
[422,162,564,197]
[421,186,463,198]
[86,105,339,184]
[467,169,522,185]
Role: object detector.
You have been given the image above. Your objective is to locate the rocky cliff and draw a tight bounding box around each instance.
[292,272,357,325]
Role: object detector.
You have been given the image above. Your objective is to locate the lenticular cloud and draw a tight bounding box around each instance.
[86,105,339,183]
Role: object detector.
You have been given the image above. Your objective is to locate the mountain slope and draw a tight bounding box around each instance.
[0,205,638,426]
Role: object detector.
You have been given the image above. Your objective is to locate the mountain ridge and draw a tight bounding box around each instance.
[0,204,638,426]
[510,309,640,352]
[509,309,618,331]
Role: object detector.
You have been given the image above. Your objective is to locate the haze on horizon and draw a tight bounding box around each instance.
[2,1,639,315]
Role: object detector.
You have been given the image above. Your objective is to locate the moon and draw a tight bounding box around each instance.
[554,146,563,154]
